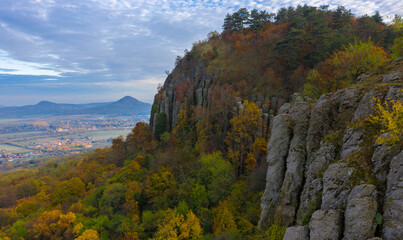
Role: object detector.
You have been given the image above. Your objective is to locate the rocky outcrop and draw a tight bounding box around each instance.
[382,71,401,83]
[151,54,289,134]
[353,89,383,120]
[340,128,364,159]
[283,226,309,240]
[343,184,378,240]
[259,71,402,239]
[276,101,310,225]
[383,150,403,240]
[309,210,343,240]
[371,142,401,182]
[258,107,293,229]
[321,163,354,210]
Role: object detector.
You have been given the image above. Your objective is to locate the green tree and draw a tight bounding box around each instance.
[391,15,403,58]
[99,183,127,216]
[155,112,167,140]
[330,39,389,81]
[52,177,86,206]
[144,167,178,209]
[198,152,234,204]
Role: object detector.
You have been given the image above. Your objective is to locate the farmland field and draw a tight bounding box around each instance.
[0,144,31,153]
[62,129,132,141]
[0,115,143,163]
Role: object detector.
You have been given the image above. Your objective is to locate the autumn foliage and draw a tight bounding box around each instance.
[0,5,400,240]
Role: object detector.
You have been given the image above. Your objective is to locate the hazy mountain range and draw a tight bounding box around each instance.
[0,96,151,118]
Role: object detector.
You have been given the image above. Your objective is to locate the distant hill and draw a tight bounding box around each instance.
[0,96,151,118]
[74,96,151,116]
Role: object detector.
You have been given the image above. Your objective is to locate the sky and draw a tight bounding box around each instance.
[0,0,402,106]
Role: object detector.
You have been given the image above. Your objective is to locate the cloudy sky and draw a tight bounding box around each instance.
[0,0,402,106]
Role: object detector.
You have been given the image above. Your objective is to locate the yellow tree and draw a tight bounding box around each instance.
[124,180,141,221]
[173,109,190,141]
[212,200,237,235]
[30,210,77,239]
[75,229,99,240]
[368,98,403,146]
[225,100,263,176]
[152,209,203,240]
[144,167,178,209]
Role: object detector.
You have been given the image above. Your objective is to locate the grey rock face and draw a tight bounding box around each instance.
[391,56,403,64]
[386,85,403,102]
[306,95,336,160]
[277,102,310,224]
[343,184,378,240]
[195,88,203,106]
[297,178,323,223]
[382,72,401,83]
[259,113,293,229]
[371,142,401,182]
[356,73,369,82]
[383,150,403,240]
[305,142,337,183]
[353,89,383,120]
[284,226,309,240]
[278,103,292,114]
[340,128,365,159]
[309,210,342,240]
[338,88,361,114]
[297,141,336,222]
[321,163,354,210]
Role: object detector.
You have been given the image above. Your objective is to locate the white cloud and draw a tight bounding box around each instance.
[0,0,402,105]
[0,50,62,76]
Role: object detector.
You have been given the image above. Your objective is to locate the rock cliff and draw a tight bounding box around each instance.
[150,52,288,136]
[259,59,403,240]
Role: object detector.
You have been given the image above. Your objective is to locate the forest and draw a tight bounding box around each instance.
[0,5,403,240]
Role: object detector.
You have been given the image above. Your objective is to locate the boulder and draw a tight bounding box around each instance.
[343,184,378,240]
[382,72,401,83]
[284,226,309,240]
[309,210,342,240]
[386,85,403,102]
[338,88,361,114]
[321,163,354,210]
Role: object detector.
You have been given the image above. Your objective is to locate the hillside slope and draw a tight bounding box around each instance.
[0,5,402,240]
[151,6,393,140]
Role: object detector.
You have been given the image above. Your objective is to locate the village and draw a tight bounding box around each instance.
[0,136,103,163]
[0,115,146,164]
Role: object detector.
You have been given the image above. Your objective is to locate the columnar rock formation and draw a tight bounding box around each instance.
[259,67,402,239]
